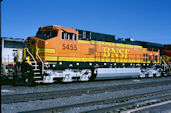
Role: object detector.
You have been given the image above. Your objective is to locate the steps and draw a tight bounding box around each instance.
[31,61,43,83]
[25,48,44,84]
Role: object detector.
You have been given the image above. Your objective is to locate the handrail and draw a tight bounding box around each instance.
[36,49,44,74]
[26,48,37,65]
[160,56,169,71]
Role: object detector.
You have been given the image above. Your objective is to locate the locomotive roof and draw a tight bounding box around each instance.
[1,37,25,42]
[135,41,164,49]
[42,25,164,47]
[41,25,77,33]
[76,29,115,37]
[76,29,140,45]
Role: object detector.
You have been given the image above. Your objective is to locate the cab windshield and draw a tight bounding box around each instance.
[36,30,57,40]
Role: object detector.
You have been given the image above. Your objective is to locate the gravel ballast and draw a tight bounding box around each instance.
[2,84,171,113]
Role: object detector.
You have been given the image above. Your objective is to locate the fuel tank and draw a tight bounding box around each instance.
[95,68,141,80]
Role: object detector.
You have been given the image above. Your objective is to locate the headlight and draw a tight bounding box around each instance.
[24,57,28,61]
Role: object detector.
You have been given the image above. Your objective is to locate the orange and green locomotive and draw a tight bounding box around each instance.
[12,25,170,85]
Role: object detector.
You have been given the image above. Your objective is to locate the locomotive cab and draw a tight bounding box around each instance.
[36,26,58,40]
[26,25,78,63]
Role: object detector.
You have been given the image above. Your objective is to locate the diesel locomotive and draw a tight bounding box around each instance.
[2,25,170,85]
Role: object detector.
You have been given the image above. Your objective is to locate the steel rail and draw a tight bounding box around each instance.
[82,94,171,113]
[21,90,171,113]
[2,79,171,104]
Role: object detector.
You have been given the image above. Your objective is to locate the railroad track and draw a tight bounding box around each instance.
[22,89,171,113]
[2,79,171,104]
[82,94,171,113]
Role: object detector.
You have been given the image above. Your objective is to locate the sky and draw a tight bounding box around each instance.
[1,0,171,44]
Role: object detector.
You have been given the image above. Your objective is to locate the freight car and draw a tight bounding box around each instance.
[3,25,170,85]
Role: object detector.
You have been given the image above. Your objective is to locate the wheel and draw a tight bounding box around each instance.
[145,74,149,78]
[89,69,97,81]
[80,69,92,81]
[161,71,167,77]
[24,73,36,86]
[154,72,161,78]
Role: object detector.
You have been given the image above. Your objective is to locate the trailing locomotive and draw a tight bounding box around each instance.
[0,37,25,81]
[4,25,170,85]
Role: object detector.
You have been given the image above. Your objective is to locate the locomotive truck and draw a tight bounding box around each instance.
[1,25,170,85]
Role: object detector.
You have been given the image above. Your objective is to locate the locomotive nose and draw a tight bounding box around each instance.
[26,37,36,46]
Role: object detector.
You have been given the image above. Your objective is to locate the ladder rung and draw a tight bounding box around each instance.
[34,72,41,74]
[32,65,38,66]
[34,69,40,71]
[35,80,43,83]
[34,76,41,79]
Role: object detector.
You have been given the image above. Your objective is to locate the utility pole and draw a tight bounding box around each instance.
[0,0,2,75]
[0,0,2,37]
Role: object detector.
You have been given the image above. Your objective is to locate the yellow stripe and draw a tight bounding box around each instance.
[78,40,91,44]
[17,48,19,62]
[42,56,147,63]
[2,62,16,64]
[23,48,26,60]
[39,48,56,54]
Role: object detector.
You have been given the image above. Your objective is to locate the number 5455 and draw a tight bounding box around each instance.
[62,43,77,50]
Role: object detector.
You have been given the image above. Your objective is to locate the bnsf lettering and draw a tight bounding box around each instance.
[103,47,130,58]
[62,43,77,50]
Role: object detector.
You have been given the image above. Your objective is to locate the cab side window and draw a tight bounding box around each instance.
[62,31,66,40]
[61,31,77,41]
[74,34,77,41]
